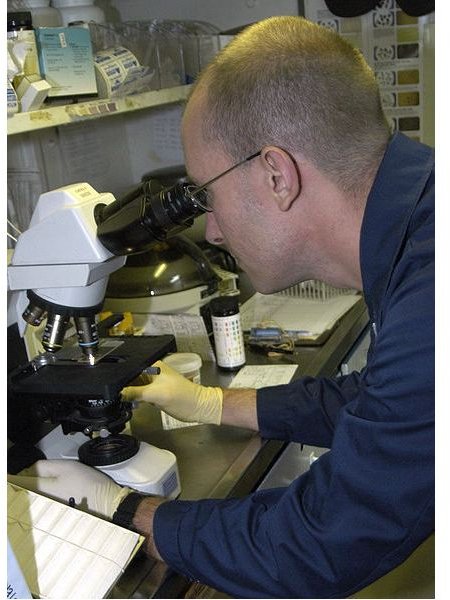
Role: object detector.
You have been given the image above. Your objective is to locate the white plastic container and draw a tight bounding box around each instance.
[160,352,203,430]
[51,0,105,27]
[24,0,62,27]
[163,352,202,384]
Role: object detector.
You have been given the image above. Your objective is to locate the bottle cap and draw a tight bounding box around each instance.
[209,295,239,316]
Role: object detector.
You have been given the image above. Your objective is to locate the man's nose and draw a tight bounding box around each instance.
[205,212,224,245]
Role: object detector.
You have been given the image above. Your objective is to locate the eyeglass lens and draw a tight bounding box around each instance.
[185,185,212,212]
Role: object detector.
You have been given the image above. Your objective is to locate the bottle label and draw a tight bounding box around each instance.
[212,313,246,368]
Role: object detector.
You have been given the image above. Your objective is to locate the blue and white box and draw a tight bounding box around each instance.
[35,27,97,98]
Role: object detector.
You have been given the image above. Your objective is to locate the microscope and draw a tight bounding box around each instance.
[8,178,206,497]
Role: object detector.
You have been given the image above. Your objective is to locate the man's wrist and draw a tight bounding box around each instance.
[132,496,167,560]
[221,387,258,430]
[112,493,166,561]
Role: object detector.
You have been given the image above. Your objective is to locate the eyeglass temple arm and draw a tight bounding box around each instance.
[192,151,261,194]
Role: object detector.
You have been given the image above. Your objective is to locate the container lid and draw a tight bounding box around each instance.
[209,295,239,316]
[52,0,95,7]
[163,352,202,374]
[24,0,51,8]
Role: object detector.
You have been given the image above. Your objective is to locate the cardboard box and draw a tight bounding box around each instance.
[16,75,51,111]
[35,27,97,98]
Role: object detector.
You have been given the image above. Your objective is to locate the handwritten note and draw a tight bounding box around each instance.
[229,365,298,389]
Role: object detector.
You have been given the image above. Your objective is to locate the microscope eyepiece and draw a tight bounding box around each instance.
[95,180,205,256]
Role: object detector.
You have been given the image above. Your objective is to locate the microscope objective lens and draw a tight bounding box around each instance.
[42,313,69,352]
[22,302,46,326]
[75,315,99,361]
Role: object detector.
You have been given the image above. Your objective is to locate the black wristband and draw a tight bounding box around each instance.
[112,492,145,531]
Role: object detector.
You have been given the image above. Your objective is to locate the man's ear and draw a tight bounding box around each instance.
[260,146,301,211]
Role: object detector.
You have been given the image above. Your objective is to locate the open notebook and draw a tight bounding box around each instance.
[7,483,144,599]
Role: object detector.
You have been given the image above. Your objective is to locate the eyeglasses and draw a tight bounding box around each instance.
[185,151,260,212]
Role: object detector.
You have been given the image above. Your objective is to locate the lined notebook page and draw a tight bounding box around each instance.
[7,483,144,599]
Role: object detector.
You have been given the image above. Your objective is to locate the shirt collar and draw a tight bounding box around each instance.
[360,132,434,315]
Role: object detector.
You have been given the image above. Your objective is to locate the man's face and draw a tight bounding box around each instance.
[181,91,321,294]
[181,98,293,293]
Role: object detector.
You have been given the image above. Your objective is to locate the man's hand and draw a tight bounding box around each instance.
[122,360,223,425]
[7,459,131,520]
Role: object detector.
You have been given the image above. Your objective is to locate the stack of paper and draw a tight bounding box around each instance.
[7,483,144,599]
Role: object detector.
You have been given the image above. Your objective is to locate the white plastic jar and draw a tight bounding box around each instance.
[51,0,105,27]
[162,352,202,384]
[160,352,203,430]
[23,0,62,27]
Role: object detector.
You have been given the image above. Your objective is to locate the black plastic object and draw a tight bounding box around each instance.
[324,0,434,16]
[7,444,46,475]
[396,0,434,16]
[7,11,33,31]
[78,434,139,466]
[324,0,376,16]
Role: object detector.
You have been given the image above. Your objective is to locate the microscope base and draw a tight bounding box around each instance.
[36,426,181,499]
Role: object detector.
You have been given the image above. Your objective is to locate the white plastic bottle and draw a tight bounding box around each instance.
[24,0,62,27]
[51,0,105,27]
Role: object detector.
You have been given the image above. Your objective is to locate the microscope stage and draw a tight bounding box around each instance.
[9,335,176,402]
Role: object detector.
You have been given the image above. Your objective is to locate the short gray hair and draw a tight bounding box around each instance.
[192,16,390,194]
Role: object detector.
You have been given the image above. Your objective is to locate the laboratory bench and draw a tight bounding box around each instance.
[109,295,369,599]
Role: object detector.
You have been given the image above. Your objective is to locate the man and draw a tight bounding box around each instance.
[9,16,434,598]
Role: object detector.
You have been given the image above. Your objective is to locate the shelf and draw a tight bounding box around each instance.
[7,85,192,136]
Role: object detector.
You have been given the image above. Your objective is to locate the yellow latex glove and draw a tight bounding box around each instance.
[122,360,223,425]
[7,459,131,520]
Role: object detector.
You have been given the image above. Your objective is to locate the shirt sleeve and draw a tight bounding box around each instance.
[257,370,362,447]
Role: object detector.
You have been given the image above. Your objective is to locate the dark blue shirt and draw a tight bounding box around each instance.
[154,133,435,598]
